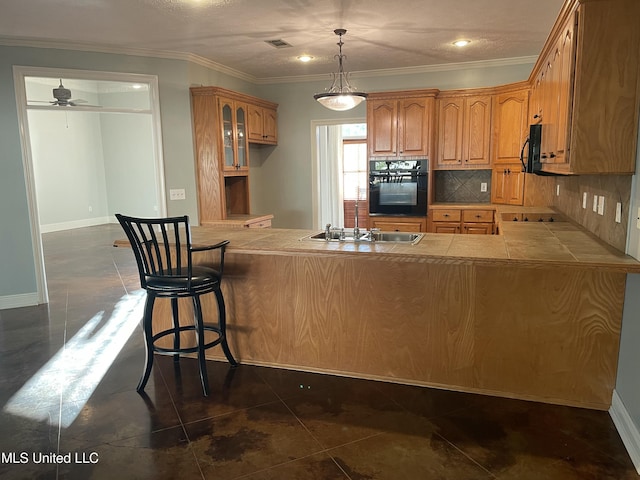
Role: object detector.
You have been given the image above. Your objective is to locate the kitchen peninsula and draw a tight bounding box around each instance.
[134,209,640,411]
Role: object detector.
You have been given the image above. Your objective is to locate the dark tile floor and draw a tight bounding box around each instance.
[0,224,638,479]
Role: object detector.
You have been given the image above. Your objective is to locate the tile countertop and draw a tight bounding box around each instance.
[186,206,640,274]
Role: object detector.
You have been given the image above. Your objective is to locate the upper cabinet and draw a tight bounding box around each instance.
[219,97,249,173]
[248,104,278,145]
[367,90,437,159]
[531,0,640,175]
[190,87,278,224]
[492,88,529,165]
[436,94,492,168]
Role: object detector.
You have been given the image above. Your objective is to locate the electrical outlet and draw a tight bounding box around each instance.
[169,188,186,201]
[88,205,93,213]
[582,192,587,209]
[597,196,605,216]
[615,202,622,223]
[480,182,487,193]
[593,195,598,212]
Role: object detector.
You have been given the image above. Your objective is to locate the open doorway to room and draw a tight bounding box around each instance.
[13,66,166,304]
[312,120,367,230]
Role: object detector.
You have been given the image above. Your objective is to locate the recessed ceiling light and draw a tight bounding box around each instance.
[297,55,314,63]
[453,40,471,47]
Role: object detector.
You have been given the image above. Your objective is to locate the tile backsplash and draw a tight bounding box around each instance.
[434,170,492,203]
[554,175,631,252]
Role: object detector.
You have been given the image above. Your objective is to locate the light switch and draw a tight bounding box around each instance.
[593,195,598,212]
[169,188,186,201]
[556,184,560,196]
[582,192,588,209]
[480,182,487,193]
[597,196,605,215]
[615,202,622,223]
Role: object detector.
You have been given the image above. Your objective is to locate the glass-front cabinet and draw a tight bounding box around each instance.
[219,97,248,173]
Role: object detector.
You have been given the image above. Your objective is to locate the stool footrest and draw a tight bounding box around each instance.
[151,325,225,355]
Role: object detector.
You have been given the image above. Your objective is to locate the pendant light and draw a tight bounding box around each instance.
[314,29,367,111]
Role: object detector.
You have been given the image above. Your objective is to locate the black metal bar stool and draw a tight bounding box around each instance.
[116,214,237,396]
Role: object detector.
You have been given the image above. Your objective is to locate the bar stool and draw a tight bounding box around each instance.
[116,214,237,396]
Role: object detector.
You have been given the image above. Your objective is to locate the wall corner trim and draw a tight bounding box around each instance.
[610,389,640,474]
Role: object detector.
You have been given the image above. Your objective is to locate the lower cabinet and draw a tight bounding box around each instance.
[430,207,495,234]
[492,164,525,205]
[431,209,461,233]
[369,216,426,232]
[461,209,494,234]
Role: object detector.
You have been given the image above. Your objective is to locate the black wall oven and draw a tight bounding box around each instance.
[369,159,428,216]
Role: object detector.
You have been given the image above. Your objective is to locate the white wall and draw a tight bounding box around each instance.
[100,112,158,219]
[29,109,110,231]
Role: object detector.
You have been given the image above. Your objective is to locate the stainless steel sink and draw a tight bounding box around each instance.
[302,230,423,245]
[368,232,423,244]
[306,231,368,241]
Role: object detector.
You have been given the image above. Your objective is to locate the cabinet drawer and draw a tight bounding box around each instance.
[462,209,494,223]
[431,209,461,222]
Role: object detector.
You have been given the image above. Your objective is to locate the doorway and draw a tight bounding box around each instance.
[13,66,166,304]
[311,119,367,230]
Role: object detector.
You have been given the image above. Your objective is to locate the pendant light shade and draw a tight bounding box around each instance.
[314,29,367,111]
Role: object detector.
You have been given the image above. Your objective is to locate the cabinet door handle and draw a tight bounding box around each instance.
[443,213,449,217]
[507,168,511,174]
[550,153,556,158]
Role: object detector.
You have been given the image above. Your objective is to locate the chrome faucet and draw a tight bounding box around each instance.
[325,223,332,241]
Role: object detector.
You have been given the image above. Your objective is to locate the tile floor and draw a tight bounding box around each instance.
[0,224,638,479]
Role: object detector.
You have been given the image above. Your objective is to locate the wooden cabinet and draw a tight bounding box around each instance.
[248,104,277,145]
[491,165,525,205]
[436,95,492,168]
[533,13,573,166]
[190,86,278,224]
[492,89,529,165]
[219,97,249,173]
[430,208,461,233]
[367,91,437,158]
[491,87,528,205]
[530,0,640,174]
[429,207,495,234]
[369,216,426,232]
[461,209,494,234]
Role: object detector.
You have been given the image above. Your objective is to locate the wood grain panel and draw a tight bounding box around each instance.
[148,245,627,410]
[191,94,224,223]
[474,266,624,407]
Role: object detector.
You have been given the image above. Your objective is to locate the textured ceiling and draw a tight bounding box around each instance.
[0,0,565,81]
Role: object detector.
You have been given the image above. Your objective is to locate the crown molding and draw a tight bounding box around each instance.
[257,56,538,85]
[0,36,258,83]
[0,36,537,86]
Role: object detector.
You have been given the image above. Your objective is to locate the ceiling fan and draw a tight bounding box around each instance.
[30,80,101,107]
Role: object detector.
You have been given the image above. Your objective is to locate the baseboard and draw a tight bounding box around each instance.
[610,389,640,474]
[40,216,112,233]
[0,292,41,310]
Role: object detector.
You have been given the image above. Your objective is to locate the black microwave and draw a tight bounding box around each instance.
[369,159,428,216]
